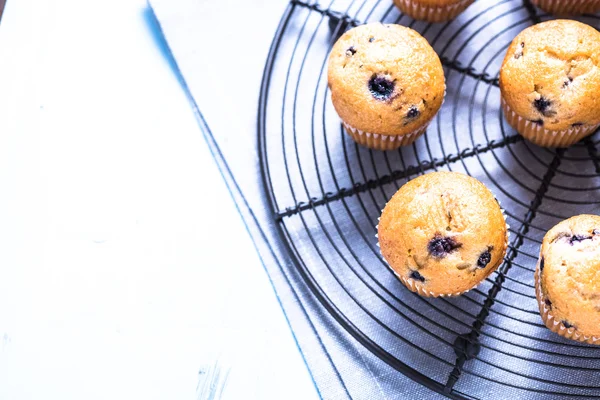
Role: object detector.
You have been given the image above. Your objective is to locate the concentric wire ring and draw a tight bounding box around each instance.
[258,0,600,398]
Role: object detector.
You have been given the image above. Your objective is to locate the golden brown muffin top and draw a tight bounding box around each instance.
[540,214,600,338]
[378,171,508,296]
[500,20,600,131]
[327,23,445,136]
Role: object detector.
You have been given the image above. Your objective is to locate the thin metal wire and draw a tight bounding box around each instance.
[274,135,523,220]
[317,3,600,388]
[258,0,600,398]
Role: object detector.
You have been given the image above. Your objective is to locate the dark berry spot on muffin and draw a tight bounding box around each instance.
[533,96,554,117]
[540,257,545,271]
[531,119,544,126]
[571,122,584,127]
[428,235,461,258]
[562,77,573,88]
[570,234,592,245]
[545,298,552,308]
[514,42,524,59]
[346,46,357,56]
[409,270,425,282]
[562,320,575,329]
[369,37,375,43]
[551,232,593,245]
[406,106,420,120]
[477,247,493,268]
[359,64,363,68]
[368,74,395,101]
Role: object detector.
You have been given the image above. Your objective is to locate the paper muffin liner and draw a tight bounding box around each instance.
[501,97,599,148]
[341,85,446,151]
[535,262,600,345]
[342,121,427,151]
[375,197,510,298]
[530,0,600,15]
[393,0,474,22]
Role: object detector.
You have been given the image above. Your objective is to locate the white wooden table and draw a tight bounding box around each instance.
[0,1,317,398]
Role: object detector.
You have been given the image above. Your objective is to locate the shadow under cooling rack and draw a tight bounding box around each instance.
[258,0,600,398]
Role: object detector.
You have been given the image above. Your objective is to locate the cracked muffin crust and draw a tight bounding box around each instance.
[327,23,445,150]
[530,0,600,16]
[392,0,474,22]
[499,20,600,147]
[377,171,508,297]
[536,214,600,344]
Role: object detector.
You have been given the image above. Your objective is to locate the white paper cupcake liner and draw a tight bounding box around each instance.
[341,85,446,151]
[393,0,474,22]
[535,262,600,345]
[375,195,510,298]
[342,121,427,151]
[530,0,600,14]
[501,97,599,148]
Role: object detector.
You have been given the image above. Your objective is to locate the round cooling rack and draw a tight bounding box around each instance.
[257,0,600,398]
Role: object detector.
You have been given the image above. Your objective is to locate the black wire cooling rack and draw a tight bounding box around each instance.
[257,0,600,398]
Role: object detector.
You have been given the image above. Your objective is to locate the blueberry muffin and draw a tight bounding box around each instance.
[327,23,445,150]
[530,0,600,15]
[393,0,474,22]
[377,171,508,297]
[536,215,600,344]
[500,20,600,147]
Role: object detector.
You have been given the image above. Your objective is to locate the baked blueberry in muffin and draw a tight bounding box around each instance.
[500,20,600,147]
[377,172,509,297]
[536,215,600,344]
[327,23,445,150]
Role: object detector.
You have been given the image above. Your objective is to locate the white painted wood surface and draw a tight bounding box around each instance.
[0,1,317,398]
